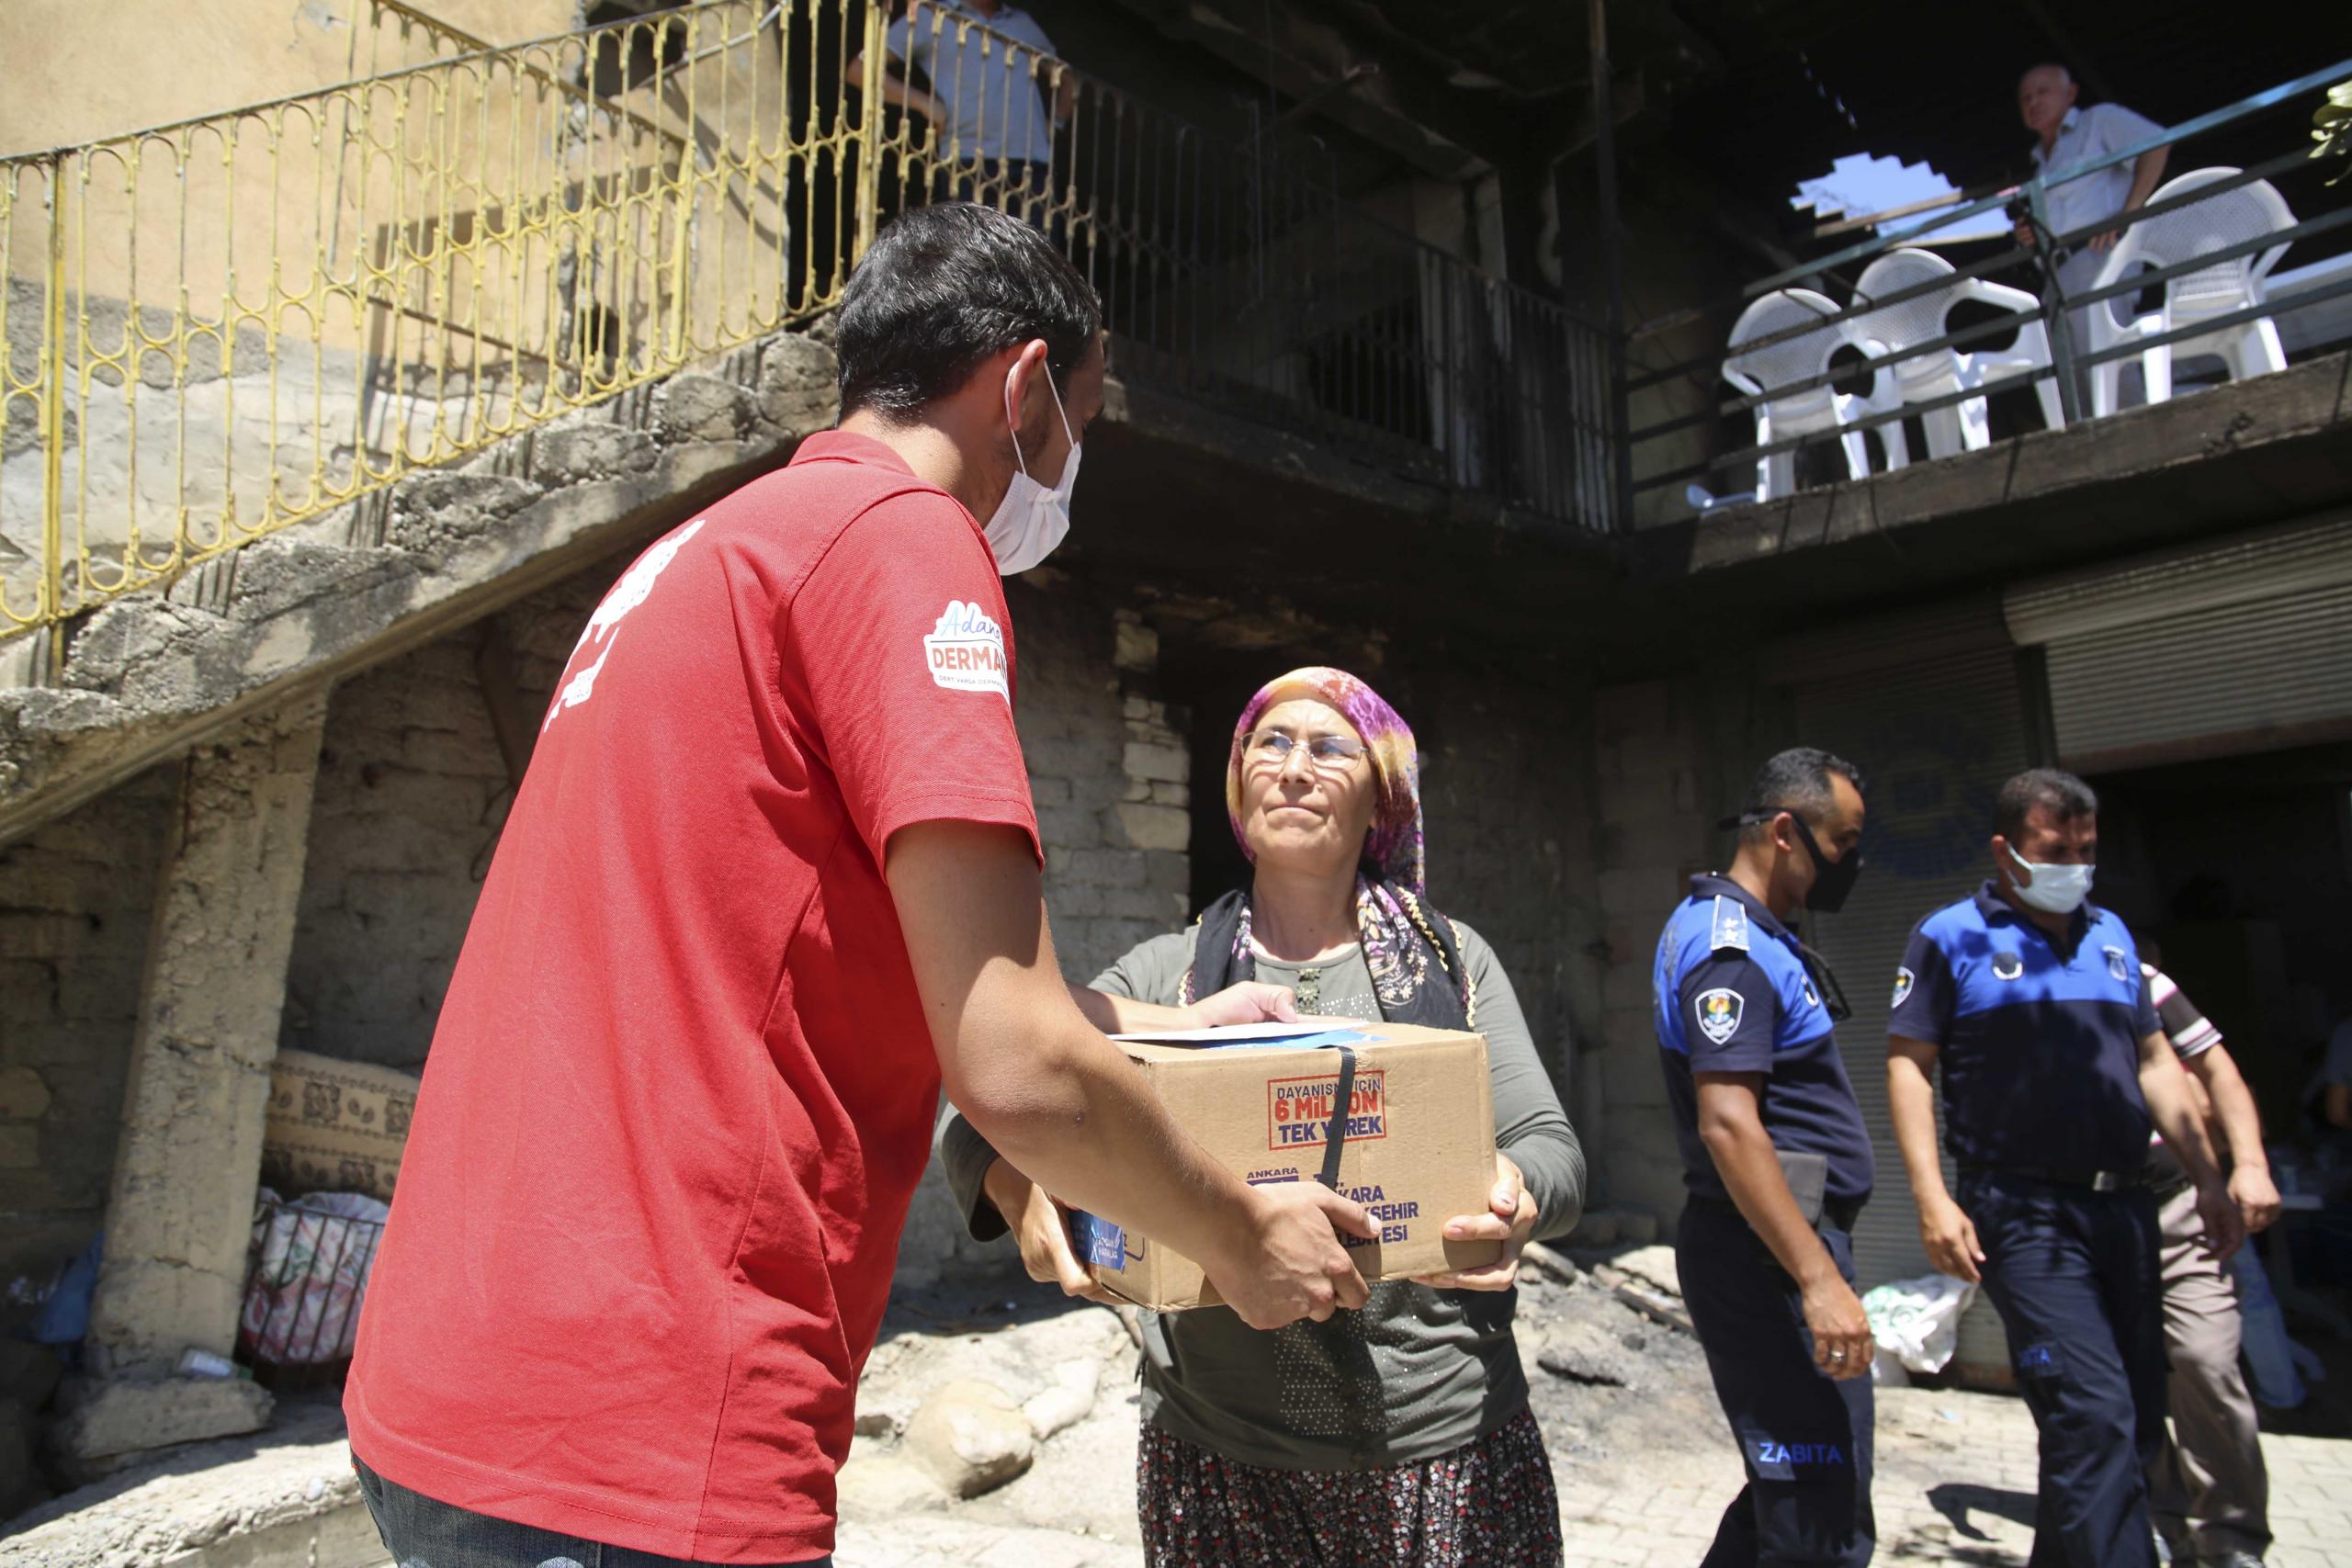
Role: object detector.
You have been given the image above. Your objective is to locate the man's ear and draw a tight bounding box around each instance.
[1001,338,1053,427]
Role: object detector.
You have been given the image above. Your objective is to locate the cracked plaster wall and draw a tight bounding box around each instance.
[0,766,176,1287]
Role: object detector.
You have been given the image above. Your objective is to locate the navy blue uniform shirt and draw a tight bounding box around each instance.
[1889,881,2160,1173]
[1653,874,1875,1204]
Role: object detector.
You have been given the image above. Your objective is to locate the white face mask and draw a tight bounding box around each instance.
[983,365,1080,576]
[2007,844,2095,915]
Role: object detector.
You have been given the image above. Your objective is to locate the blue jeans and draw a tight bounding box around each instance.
[354,1458,832,1568]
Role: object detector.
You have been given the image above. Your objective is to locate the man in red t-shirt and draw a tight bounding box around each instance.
[345,204,1374,1566]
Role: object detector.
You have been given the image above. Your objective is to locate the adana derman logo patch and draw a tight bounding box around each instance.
[923,600,1009,703]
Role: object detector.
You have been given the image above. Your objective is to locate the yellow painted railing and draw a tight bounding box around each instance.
[0,0,866,653]
[0,0,1615,656]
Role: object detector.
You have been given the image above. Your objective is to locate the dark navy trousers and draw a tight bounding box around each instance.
[1962,1169,2165,1568]
[1678,1201,1876,1567]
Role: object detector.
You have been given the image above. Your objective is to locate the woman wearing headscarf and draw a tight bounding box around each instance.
[941,666,1585,1568]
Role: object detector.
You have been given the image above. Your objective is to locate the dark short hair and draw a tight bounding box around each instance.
[835,204,1101,420]
[1739,748,1863,840]
[1995,767,2098,841]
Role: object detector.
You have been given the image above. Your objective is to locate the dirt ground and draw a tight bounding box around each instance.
[7,1250,2350,1567]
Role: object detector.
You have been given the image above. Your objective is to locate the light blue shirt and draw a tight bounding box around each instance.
[885,2,1059,165]
[2031,102,2165,246]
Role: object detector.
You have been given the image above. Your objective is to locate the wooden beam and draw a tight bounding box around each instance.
[473,615,537,793]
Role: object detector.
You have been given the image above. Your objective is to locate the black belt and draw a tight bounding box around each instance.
[1962,1163,2147,1193]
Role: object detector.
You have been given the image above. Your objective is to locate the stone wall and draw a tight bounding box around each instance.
[1391,660,1604,1093]
[0,766,175,1283]
[1584,678,1714,1222]
[283,574,608,1070]
[1012,591,1194,989]
[1579,671,1784,1222]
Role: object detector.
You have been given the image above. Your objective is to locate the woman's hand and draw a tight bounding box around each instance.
[1182,981,1300,1029]
[983,1158,1115,1305]
[1412,1153,1536,1292]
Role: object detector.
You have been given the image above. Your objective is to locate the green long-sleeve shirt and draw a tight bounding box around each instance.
[938,918,1585,1471]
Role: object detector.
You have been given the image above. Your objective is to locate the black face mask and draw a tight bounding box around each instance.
[1722,806,1865,915]
[1786,813,1863,914]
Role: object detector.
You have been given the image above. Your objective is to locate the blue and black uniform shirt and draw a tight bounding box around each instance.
[1652,874,1875,1205]
[1889,880,2160,1173]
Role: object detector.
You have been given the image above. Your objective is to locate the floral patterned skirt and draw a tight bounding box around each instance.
[1136,1406,1564,1568]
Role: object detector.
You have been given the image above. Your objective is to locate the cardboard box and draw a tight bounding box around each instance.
[1070,1023,1499,1311]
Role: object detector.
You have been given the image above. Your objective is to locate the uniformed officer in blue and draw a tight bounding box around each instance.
[1888,768,2244,1568]
[1655,748,1877,1566]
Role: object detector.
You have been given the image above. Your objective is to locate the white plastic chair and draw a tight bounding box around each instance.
[1723,288,1906,502]
[2083,167,2293,416]
[1850,248,2065,457]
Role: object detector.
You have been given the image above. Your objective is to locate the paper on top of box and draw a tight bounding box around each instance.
[1105,1020,1369,1044]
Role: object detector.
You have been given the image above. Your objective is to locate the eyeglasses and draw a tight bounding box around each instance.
[1248,730,1367,770]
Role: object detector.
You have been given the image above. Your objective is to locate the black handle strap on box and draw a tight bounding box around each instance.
[1317,1045,1358,1190]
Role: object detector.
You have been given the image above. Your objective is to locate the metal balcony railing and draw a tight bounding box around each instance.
[0,0,1617,660]
[1624,58,2352,516]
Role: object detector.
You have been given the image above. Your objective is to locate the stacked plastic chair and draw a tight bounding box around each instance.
[1850,248,2065,457]
[2084,166,2294,415]
[1722,288,1906,502]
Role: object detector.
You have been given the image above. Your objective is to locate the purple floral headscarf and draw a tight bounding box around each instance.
[1223,666,1425,895]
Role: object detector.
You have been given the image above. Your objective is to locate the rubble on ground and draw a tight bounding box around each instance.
[0,1240,1730,1566]
[902,1379,1037,1498]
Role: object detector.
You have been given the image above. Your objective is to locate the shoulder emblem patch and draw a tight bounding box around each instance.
[924,599,1010,703]
[1802,975,1823,1010]
[1991,951,2024,982]
[1891,966,1914,1009]
[2103,945,2132,984]
[1709,896,1750,953]
[1695,987,1744,1044]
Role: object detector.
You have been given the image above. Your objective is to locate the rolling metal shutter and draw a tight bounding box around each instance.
[2006,513,2352,772]
[1772,600,2031,1377]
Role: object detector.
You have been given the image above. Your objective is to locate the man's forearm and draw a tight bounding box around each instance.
[2142,1045,2222,1186]
[1718,1157,1834,1289]
[847,55,935,118]
[1709,1122,1838,1286]
[2124,147,2170,214]
[2187,1048,2267,1172]
[890,822,1259,1275]
[1887,1045,1951,1204]
[956,1006,1254,1269]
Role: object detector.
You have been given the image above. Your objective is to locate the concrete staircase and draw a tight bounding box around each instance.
[0,333,840,851]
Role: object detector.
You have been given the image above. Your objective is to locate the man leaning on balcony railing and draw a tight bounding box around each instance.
[852,0,1076,213]
[2013,63,2170,395]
